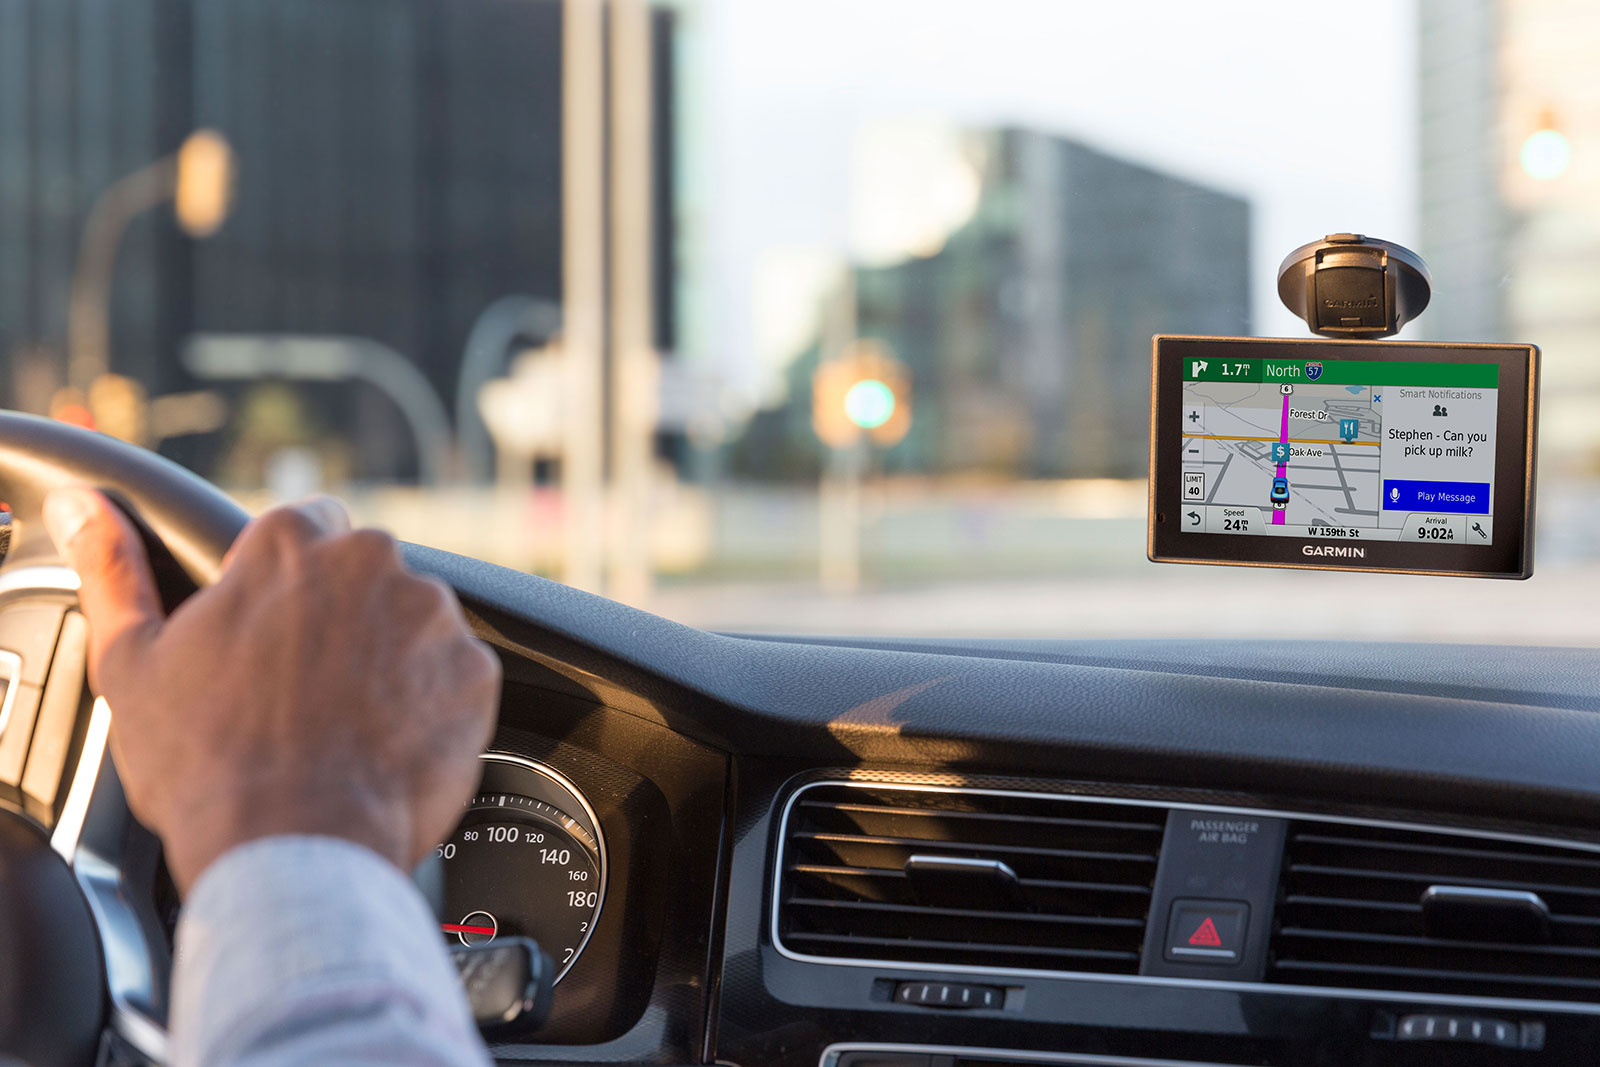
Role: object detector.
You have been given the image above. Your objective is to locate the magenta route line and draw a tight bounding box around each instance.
[1272,392,1290,525]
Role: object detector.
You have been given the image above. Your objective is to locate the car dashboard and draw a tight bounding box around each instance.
[394,545,1600,1067]
[16,543,1600,1066]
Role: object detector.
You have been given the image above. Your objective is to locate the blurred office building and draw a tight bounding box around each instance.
[734,128,1250,480]
[1418,0,1600,472]
[0,0,674,484]
[1417,0,1508,347]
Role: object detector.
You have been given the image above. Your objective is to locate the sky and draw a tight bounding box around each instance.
[674,0,1420,410]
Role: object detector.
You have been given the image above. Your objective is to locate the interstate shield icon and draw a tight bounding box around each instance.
[1304,361,1324,381]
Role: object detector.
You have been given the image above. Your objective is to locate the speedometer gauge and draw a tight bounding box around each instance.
[435,754,606,981]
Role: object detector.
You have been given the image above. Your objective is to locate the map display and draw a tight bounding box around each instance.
[1179,357,1499,546]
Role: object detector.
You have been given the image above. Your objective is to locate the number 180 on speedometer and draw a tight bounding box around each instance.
[434,755,607,982]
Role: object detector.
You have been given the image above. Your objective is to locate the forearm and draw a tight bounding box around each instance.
[170,836,492,1067]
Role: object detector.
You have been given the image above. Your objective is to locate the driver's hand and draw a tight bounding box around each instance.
[42,489,502,893]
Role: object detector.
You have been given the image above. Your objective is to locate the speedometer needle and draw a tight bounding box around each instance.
[440,923,496,936]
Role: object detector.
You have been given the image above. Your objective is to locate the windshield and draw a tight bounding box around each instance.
[5,0,1588,642]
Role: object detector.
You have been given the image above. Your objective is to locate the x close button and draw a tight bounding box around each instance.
[1164,899,1248,964]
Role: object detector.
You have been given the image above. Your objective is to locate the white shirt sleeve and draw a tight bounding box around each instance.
[170,835,493,1067]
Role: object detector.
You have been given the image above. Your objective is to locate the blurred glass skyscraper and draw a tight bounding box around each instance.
[733,128,1250,481]
[0,0,674,483]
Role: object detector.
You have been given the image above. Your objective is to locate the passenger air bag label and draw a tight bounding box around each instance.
[1189,817,1261,845]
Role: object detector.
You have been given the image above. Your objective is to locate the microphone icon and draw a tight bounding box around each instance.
[1389,487,1401,504]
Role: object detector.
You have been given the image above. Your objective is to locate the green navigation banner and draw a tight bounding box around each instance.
[1182,357,1498,388]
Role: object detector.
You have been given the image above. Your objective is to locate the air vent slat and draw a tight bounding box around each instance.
[785,897,1147,929]
[788,862,1153,897]
[1272,958,1600,994]
[1280,927,1600,961]
[1272,820,1600,1004]
[792,830,1160,865]
[1288,862,1600,903]
[785,930,1141,961]
[777,784,1164,976]
[1283,894,1422,914]
[1293,832,1600,875]
[798,799,1165,833]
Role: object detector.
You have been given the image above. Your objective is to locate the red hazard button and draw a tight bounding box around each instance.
[1188,916,1223,947]
[1163,899,1249,965]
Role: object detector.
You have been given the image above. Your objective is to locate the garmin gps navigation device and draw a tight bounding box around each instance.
[1148,236,1540,579]
[1148,336,1539,579]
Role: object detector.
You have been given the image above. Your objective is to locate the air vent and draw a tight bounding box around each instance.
[1271,821,1600,1003]
[776,783,1166,975]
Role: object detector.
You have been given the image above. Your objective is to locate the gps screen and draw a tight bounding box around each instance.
[1150,336,1538,579]
[1180,357,1498,546]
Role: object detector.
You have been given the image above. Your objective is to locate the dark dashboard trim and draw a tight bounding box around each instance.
[821,1044,1262,1067]
[413,542,1600,830]
[772,777,1600,1017]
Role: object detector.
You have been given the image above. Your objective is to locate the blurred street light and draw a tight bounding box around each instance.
[68,129,236,415]
[1520,111,1571,182]
[174,130,237,238]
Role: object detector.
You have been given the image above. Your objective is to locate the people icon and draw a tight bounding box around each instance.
[1432,403,1449,417]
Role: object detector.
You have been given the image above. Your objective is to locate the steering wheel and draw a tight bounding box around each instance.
[0,412,248,1066]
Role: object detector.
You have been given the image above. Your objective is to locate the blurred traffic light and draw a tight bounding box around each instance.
[844,378,896,430]
[812,339,912,449]
[88,374,149,443]
[175,129,236,237]
[48,387,95,430]
[50,375,151,442]
[1520,110,1571,182]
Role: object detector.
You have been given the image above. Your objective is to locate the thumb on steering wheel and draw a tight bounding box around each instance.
[42,487,165,685]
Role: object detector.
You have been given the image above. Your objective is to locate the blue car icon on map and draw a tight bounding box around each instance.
[1270,477,1290,505]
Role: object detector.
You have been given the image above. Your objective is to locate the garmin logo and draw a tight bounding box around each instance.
[1322,296,1380,309]
[1303,545,1366,558]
